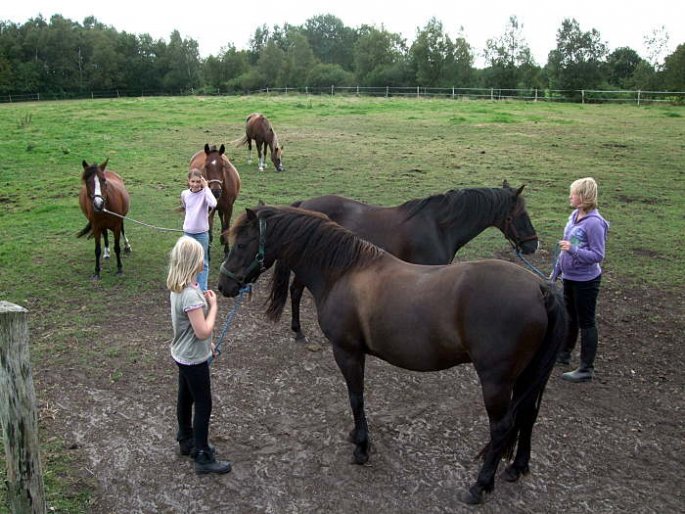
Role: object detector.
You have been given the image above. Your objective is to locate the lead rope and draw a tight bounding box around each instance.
[514,246,560,282]
[102,207,184,233]
[209,284,253,364]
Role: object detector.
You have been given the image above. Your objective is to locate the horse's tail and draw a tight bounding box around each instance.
[231,134,249,148]
[266,259,291,322]
[478,282,567,461]
[77,222,92,238]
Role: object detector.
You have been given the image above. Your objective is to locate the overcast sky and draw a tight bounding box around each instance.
[4,1,683,66]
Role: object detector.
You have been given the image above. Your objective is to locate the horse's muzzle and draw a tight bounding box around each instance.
[211,188,222,199]
[93,196,105,212]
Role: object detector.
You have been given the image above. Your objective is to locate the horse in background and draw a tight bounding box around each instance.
[189,144,241,258]
[217,205,566,505]
[286,180,539,341]
[78,159,131,279]
[234,113,284,171]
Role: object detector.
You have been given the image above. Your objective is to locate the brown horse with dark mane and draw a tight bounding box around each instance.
[235,113,284,171]
[78,159,131,279]
[286,180,538,340]
[217,205,566,505]
[189,144,241,258]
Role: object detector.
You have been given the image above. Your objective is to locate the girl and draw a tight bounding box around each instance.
[181,169,217,292]
[167,236,231,474]
[551,177,609,382]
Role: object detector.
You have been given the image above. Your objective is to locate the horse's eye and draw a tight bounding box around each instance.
[237,243,246,250]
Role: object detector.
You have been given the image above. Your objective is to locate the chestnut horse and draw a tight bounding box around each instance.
[78,159,131,279]
[189,144,241,258]
[217,205,566,505]
[235,113,284,171]
[286,181,538,340]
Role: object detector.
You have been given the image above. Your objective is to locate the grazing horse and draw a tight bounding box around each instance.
[217,205,566,505]
[189,144,241,258]
[78,159,131,279]
[287,181,538,340]
[235,113,284,171]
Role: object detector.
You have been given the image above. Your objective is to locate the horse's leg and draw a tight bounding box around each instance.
[122,222,132,254]
[102,230,110,260]
[257,142,265,171]
[219,204,231,257]
[289,277,307,341]
[462,376,515,505]
[93,231,102,280]
[247,138,253,164]
[113,226,123,275]
[501,387,536,482]
[331,344,370,464]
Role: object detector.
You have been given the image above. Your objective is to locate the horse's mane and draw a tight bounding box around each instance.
[401,187,521,227]
[232,206,384,320]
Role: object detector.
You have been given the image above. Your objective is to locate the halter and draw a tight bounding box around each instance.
[503,214,538,251]
[219,217,267,286]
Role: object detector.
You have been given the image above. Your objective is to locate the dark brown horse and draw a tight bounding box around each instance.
[287,181,538,340]
[189,144,241,258]
[78,159,131,279]
[217,205,566,505]
[235,113,284,171]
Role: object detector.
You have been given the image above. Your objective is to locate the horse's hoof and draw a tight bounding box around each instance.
[124,247,132,254]
[116,270,124,276]
[353,448,369,465]
[293,332,307,343]
[502,464,529,482]
[91,274,101,281]
[460,486,485,505]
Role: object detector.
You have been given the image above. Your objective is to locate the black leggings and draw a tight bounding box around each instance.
[562,275,601,352]
[176,361,212,452]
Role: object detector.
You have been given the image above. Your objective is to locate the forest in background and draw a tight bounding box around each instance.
[0,13,683,98]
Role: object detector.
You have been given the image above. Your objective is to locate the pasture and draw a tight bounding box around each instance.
[0,96,683,512]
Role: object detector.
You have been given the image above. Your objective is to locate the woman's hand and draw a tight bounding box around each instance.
[559,240,572,252]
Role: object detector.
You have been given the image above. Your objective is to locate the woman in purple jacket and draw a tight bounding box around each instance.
[551,177,609,382]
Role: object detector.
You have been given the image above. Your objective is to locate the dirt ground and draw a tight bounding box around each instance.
[33,263,684,514]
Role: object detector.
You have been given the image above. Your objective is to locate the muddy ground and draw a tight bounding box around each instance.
[33,265,684,513]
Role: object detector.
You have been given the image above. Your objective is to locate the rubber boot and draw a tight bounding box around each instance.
[194,449,232,475]
[179,439,215,458]
[562,327,597,383]
[556,350,570,366]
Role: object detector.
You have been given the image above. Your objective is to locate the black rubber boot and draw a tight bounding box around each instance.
[562,327,597,383]
[556,350,570,366]
[194,449,232,475]
[179,439,215,458]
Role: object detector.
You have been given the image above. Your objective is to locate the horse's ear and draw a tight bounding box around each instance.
[82,160,89,169]
[101,158,109,170]
[257,199,265,206]
[246,208,257,221]
[204,143,210,154]
[516,185,526,196]
[219,144,225,155]
[502,179,510,189]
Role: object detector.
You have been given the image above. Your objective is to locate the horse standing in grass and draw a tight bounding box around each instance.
[78,159,131,279]
[189,144,241,258]
[217,205,566,505]
[235,113,284,171]
[286,181,539,341]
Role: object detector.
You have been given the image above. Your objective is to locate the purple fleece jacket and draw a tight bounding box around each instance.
[551,209,609,282]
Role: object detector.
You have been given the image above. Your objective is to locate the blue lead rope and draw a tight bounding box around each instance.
[515,246,561,282]
[209,284,253,364]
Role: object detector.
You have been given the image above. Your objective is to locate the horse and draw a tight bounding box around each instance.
[188,144,241,258]
[234,113,284,171]
[286,180,539,341]
[217,205,566,505]
[77,159,132,279]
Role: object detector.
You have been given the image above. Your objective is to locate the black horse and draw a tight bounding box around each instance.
[286,180,538,340]
[218,205,566,505]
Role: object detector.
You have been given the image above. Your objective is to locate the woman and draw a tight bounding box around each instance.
[550,177,609,382]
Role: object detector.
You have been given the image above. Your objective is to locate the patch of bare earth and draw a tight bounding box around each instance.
[32,272,684,513]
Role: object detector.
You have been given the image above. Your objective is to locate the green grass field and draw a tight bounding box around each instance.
[0,95,683,511]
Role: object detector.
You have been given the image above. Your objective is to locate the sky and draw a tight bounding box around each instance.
[3,1,683,66]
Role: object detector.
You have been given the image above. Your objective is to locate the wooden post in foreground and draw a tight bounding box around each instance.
[0,302,46,514]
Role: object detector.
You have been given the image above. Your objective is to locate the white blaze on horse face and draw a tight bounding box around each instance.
[93,176,105,211]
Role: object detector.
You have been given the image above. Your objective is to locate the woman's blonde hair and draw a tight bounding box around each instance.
[167,236,204,292]
[188,168,203,180]
[570,177,598,211]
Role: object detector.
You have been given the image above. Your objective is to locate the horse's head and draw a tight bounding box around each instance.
[500,180,539,254]
[217,207,271,297]
[271,143,285,172]
[82,159,109,213]
[203,143,226,199]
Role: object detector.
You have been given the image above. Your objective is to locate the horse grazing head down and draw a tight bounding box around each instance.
[81,159,110,213]
[203,143,227,199]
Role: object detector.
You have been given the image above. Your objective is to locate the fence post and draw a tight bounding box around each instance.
[582,90,585,104]
[0,302,47,514]
[331,85,335,95]
[637,90,641,106]
[386,86,389,98]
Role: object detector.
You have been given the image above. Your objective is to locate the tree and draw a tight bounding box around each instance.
[660,43,685,91]
[353,25,407,85]
[409,18,461,86]
[605,47,645,89]
[546,18,608,96]
[160,30,201,92]
[483,16,537,89]
[306,63,354,88]
[281,31,317,87]
[303,14,356,70]
[643,26,670,71]
[256,40,286,87]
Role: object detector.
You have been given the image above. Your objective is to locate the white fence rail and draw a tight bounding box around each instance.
[1,87,683,105]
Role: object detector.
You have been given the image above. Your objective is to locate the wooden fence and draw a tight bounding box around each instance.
[0,302,46,514]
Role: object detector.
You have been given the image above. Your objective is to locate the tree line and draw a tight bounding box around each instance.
[0,14,683,99]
